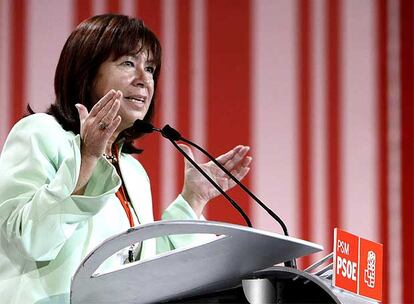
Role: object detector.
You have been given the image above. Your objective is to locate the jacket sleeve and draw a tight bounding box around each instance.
[157,195,216,253]
[0,115,121,261]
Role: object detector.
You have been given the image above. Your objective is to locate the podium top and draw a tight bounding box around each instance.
[71,220,323,304]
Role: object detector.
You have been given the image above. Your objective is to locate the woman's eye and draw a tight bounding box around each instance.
[145,66,155,74]
[122,61,134,67]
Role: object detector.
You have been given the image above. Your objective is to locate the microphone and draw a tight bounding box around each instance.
[133,119,296,267]
[133,119,156,134]
[133,120,181,141]
[133,119,252,228]
[134,120,289,234]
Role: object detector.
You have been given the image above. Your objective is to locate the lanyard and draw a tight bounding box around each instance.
[113,145,135,228]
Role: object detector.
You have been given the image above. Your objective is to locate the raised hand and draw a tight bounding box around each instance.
[72,90,122,195]
[75,90,122,158]
[180,144,252,217]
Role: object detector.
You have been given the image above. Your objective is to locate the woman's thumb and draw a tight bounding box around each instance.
[178,144,195,167]
[75,103,88,122]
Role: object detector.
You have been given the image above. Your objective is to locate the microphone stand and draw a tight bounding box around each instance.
[134,120,296,267]
[159,125,296,268]
[160,125,288,235]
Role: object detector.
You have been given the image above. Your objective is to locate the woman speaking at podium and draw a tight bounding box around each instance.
[0,14,251,303]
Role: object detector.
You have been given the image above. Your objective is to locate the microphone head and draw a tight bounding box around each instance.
[161,125,182,141]
[133,119,155,134]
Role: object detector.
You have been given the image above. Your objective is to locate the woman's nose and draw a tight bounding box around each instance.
[132,67,150,87]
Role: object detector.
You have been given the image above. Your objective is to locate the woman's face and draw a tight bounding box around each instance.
[93,50,156,131]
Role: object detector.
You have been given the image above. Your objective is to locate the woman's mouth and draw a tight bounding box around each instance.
[125,96,145,104]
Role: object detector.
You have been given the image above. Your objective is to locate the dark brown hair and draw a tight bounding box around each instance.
[45,14,162,153]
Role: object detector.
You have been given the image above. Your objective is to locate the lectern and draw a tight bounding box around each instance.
[70,220,377,303]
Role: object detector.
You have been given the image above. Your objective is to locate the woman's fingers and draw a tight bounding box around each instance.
[89,89,117,117]
[178,144,196,171]
[98,97,121,130]
[230,156,252,176]
[105,115,122,134]
[76,90,121,134]
[201,145,251,183]
[215,145,244,164]
[221,145,250,171]
[178,144,194,159]
[75,90,123,158]
[95,90,121,123]
[181,144,253,205]
[227,167,251,189]
[241,155,253,168]
[75,103,89,124]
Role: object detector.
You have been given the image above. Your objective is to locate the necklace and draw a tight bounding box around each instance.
[103,153,117,163]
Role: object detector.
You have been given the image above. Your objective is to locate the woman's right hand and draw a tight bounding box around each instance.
[75,90,122,159]
[73,90,122,195]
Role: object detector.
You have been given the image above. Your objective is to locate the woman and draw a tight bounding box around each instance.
[0,14,251,304]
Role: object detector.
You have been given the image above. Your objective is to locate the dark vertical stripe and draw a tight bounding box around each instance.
[137,0,162,37]
[106,0,120,13]
[297,0,312,268]
[10,0,26,126]
[326,0,342,247]
[74,0,92,25]
[206,0,251,225]
[136,0,163,219]
[176,0,191,195]
[377,0,389,302]
[400,0,414,302]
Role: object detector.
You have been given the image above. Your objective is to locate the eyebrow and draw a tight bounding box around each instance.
[124,53,156,65]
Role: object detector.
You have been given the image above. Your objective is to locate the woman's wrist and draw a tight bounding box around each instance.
[73,151,100,195]
[180,189,207,218]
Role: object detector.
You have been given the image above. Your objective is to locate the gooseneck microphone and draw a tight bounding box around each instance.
[133,119,296,268]
[133,120,252,228]
[134,119,288,234]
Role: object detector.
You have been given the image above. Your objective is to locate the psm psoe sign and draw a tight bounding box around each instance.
[333,228,383,302]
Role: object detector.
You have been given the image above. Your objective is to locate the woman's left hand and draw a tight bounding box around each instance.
[180,144,252,217]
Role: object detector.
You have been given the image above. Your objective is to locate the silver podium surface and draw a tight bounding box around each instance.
[70,220,323,304]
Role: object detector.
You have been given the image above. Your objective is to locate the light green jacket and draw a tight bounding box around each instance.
[0,114,207,303]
